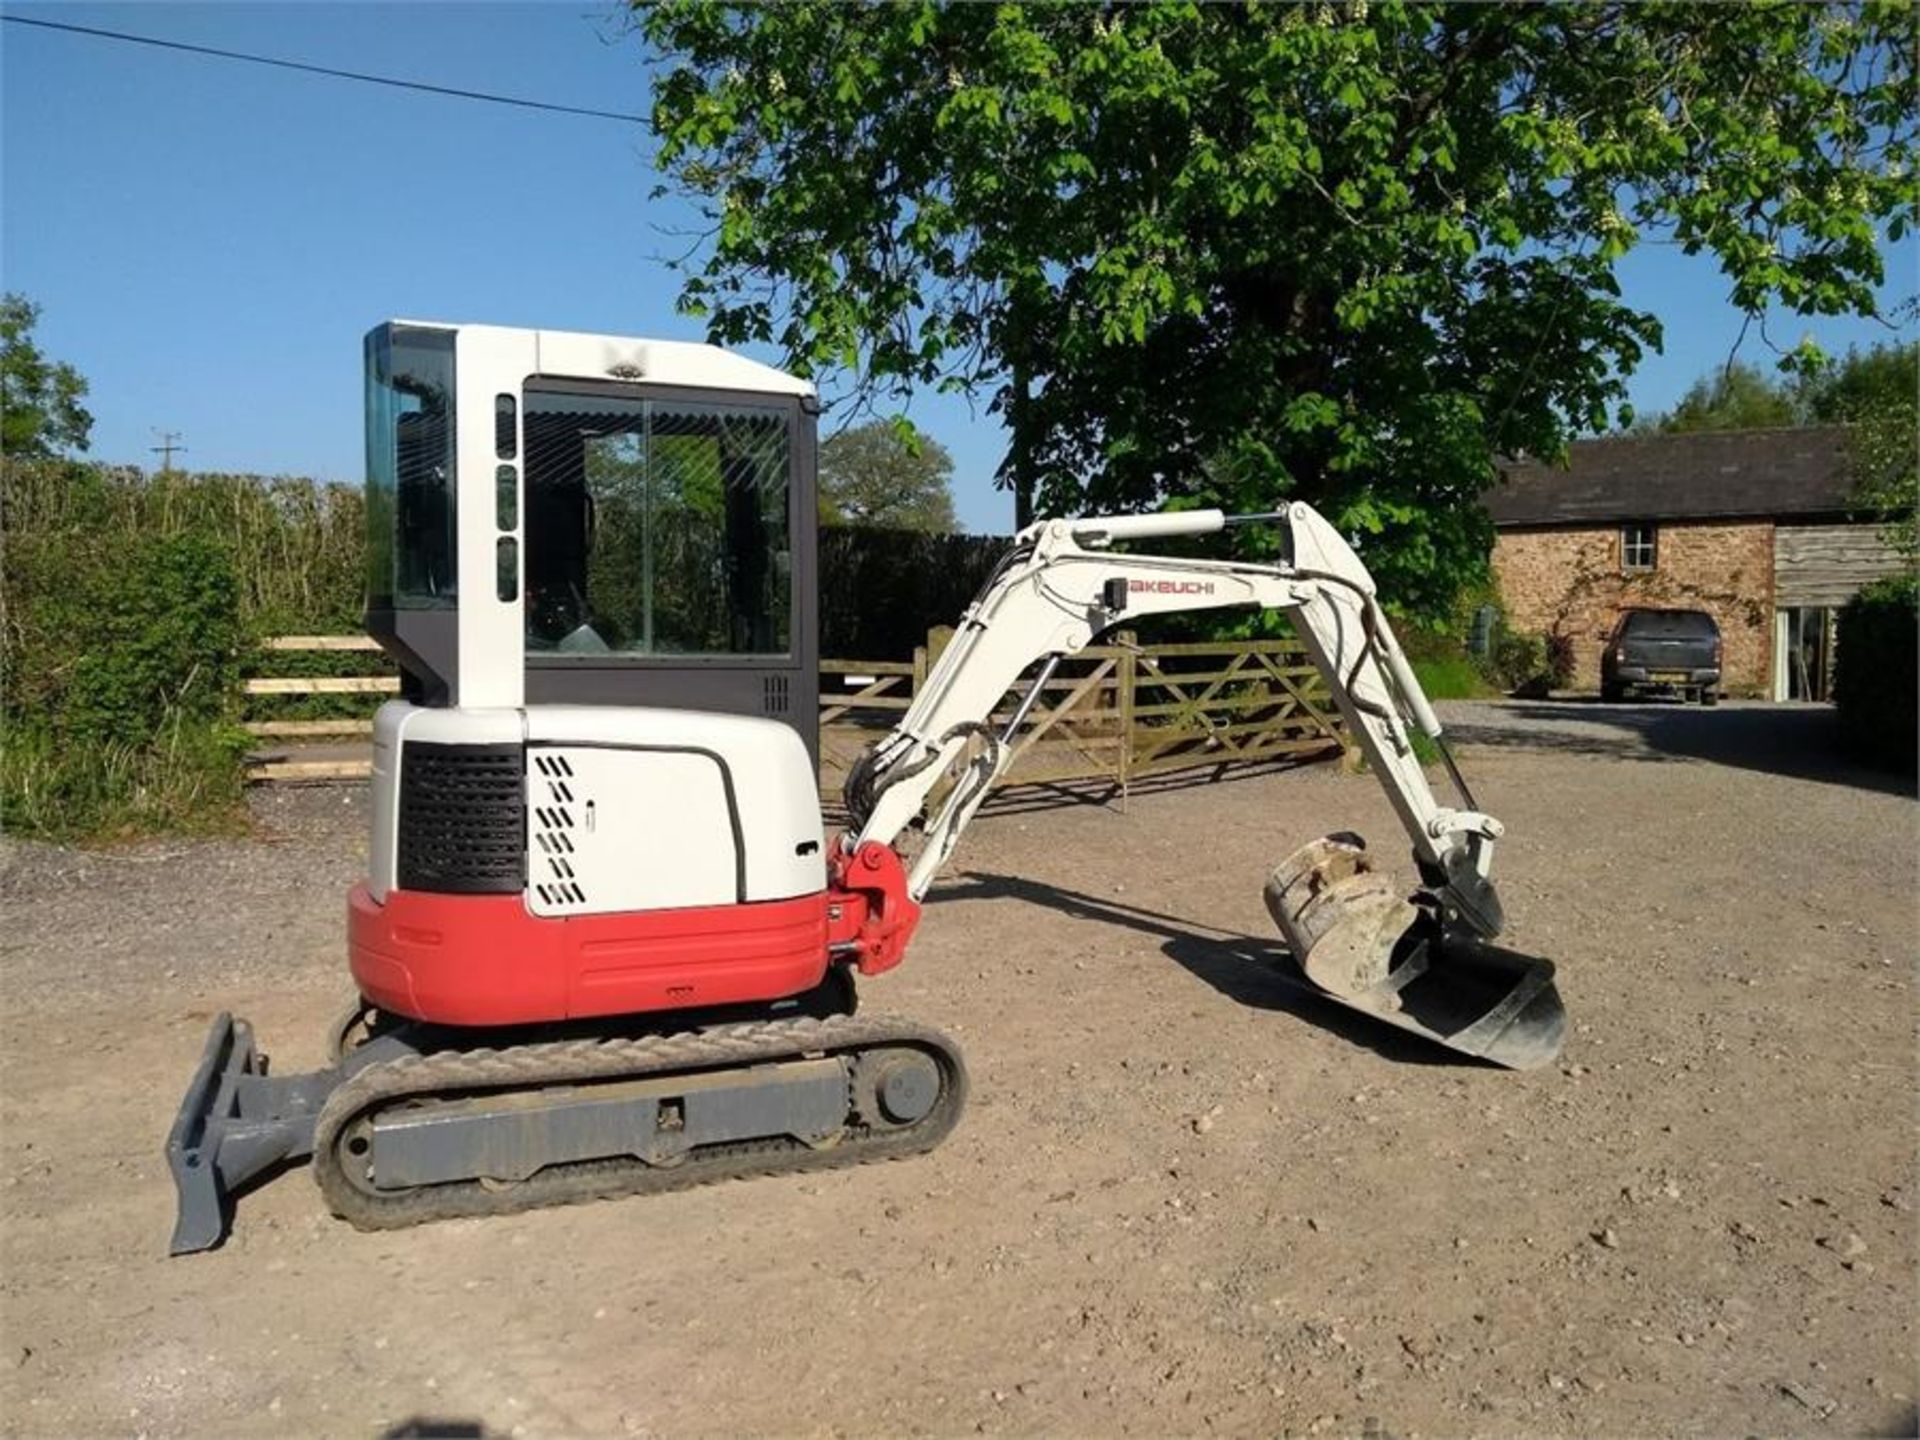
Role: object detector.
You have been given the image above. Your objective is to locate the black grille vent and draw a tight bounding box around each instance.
[763,673,791,715]
[398,741,526,894]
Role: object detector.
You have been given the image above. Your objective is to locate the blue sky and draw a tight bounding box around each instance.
[5,3,1914,535]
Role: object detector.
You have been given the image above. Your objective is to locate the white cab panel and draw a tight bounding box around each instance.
[524,705,824,906]
[529,326,815,399]
[451,325,540,709]
[392,318,815,400]
[525,746,736,917]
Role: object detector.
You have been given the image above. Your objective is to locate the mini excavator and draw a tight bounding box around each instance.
[166,322,1564,1254]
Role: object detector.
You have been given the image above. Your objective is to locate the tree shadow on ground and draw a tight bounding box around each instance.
[1446,700,1915,797]
[928,871,1484,1069]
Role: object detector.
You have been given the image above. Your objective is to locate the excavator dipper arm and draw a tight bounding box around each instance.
[841,502,1564,1069]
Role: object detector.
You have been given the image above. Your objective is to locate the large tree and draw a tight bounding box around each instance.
[1645,361,1799,433]
[1807,340,1919,560]
[1,294,92,459]
[1637,341,1917,557]
[639,2,1916,615]
[820,419,960,531]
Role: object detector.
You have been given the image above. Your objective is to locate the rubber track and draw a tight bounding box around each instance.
[310,1014,967,1233]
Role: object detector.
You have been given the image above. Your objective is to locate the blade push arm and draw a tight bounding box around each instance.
[844,502,1504,931]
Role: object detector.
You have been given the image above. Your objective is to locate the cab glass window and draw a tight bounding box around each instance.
[364,325,458,608]
[521,383,792,657]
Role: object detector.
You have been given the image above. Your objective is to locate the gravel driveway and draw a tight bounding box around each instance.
[1,701,1913,1437]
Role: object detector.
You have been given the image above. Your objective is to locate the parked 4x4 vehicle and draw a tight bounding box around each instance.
[1602,608,1721,705]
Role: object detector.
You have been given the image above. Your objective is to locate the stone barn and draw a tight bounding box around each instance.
[1487,427,1905,699]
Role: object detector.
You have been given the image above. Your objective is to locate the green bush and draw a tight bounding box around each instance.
[1834,574,1918,773]
[1480,625,1573,697]
[1486,631,1546,695]
[4,530,251,838]
[2,458,355,839]
[1396,605,1502,702]
[1,458,364,631]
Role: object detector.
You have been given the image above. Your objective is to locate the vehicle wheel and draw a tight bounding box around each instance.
[1702,688,1719,707]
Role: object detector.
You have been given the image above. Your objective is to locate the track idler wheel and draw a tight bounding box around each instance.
[1264,834,1566,1071]
[852,1050,943,1129]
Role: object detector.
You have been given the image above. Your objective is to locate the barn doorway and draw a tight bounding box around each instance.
[1772,606,1835,702]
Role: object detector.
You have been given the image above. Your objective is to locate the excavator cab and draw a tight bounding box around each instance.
[363,321,821,752]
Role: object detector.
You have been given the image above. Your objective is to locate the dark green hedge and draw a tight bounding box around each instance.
[818,525,1009,658]
[2,459,361,838]
[1834,574,1918,773]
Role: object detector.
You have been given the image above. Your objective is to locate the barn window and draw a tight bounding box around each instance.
[1621,523,1657,573]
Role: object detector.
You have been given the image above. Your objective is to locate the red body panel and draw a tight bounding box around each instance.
[348,838,927,1027]
[348,883,832,1026]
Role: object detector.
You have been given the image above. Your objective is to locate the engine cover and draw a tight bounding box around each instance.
[369,701,826,914]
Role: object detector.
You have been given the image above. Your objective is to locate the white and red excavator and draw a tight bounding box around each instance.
[167,322,1564,1254]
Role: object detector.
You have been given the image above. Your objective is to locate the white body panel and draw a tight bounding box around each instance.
[393,317,816,401]
[525,746,737,917]
[527,326,815,399]
[369,701,824,912]
[524,706,824,909]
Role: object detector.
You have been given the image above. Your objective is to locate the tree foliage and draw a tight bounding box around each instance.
[639,1,1914,616]
[818,524,1006,655]
[1834,573,1917,772]
[1636,341,1917,557]
[1,294,93,458]
[1812,341,1919,559]
[819,419,959,531]
[1647,361,1801,433]
[2,459,364,837]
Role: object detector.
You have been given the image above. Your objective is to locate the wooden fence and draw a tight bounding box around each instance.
[247,630,1343,789]
[243,635,390,781]
[818,627,1342,797]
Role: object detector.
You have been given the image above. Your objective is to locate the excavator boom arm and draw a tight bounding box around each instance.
[847,502,1501,918]
[835,499,1564,1071]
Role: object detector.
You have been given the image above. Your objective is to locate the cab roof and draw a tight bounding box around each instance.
[382,319,817,401]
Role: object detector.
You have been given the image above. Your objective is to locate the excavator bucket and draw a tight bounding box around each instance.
[1264,836,1565,1070]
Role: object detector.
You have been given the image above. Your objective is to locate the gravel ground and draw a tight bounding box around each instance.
[1,699,1913,1438]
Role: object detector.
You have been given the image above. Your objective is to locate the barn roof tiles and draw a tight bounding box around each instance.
[1486,426,1854,527]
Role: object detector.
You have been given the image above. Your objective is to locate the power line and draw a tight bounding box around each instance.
[1,14,646,125]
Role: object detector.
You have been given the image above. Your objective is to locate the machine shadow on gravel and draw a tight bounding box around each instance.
[381,1419,488,1439]
[932,873,1497,1069]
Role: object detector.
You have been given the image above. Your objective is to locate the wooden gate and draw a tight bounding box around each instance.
[817,629,1343,798]
[249,632,1344,790]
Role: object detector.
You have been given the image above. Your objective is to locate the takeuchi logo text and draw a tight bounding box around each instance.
[1129,578,1216,595]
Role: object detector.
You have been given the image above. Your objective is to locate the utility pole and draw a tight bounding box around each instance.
[150,429,187,473]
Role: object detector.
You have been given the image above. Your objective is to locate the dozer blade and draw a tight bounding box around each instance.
[1264,836,1565,1070]
[166,1013,347,1254]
